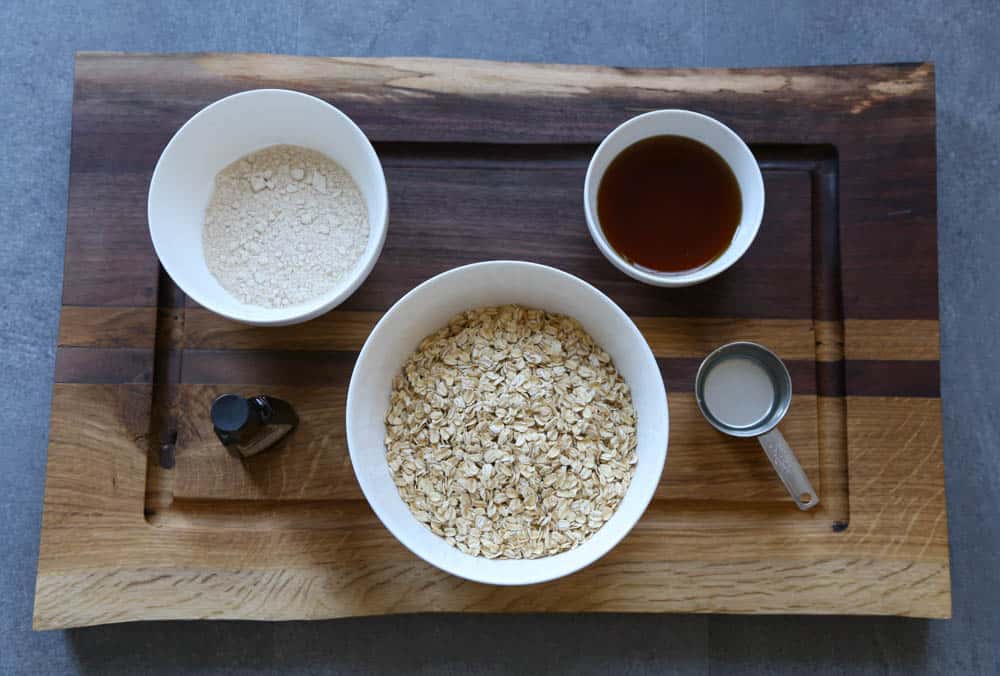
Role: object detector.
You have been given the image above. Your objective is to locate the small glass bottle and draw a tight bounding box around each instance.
[210,394,299,458]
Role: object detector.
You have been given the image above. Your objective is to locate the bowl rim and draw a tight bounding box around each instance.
[147,88,389,326]
[583,108,765,288]
[345,260,669,585]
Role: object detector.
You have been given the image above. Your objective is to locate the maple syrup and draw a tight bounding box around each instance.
[597,135,742,273]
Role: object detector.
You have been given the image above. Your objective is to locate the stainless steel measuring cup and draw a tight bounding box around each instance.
[695,342,819,510]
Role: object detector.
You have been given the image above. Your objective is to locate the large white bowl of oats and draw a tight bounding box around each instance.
[346,261,668,585]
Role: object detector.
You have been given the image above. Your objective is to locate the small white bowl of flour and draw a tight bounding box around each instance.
[149,89,388,325]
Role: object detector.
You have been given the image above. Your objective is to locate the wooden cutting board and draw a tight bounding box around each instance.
[33,53,948,629]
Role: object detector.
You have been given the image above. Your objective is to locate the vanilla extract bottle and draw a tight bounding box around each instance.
[210,394,299,457]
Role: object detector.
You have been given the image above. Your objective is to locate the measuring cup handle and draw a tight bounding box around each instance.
[757,429,819,511]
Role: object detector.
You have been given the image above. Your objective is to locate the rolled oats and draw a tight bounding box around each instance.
[384,305,637,559]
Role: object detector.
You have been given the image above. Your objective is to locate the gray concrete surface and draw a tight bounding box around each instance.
[2,1,998,673]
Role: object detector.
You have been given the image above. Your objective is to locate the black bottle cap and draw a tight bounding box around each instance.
[211,394,250,433]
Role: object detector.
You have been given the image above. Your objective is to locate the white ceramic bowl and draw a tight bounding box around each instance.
[584,109,765,287]
[346,261,668,585]
[148,89,388,325]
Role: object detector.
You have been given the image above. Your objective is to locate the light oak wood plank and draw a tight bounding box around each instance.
[844,319,940,360]
[172,387,821,503]
[34,557,949,629]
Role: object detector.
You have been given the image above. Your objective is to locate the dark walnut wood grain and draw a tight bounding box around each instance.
[34,53,948,629]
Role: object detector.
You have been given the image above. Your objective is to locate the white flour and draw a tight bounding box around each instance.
[202,145,370,308]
